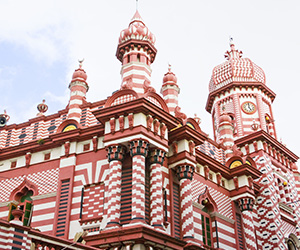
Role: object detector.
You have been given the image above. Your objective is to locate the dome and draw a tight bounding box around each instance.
[71,60,87,82]
[163,65,178,86]
[119,10,156,45]
[209,42,265,93]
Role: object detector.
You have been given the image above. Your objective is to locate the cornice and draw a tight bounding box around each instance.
[235,130,299,162]
[205,82,276,113]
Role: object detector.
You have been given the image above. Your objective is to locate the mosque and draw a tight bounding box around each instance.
[0,9,299,250]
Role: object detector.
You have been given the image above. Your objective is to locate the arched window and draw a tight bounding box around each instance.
[137,53,141,62]
[8,189,33,226]
[198,188,218,248]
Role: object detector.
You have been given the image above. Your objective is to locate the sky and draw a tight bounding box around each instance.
[0,0,299,159]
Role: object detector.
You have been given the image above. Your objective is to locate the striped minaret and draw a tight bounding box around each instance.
[218,112,234,160]
[129,139,149,223]
[176,164,195,241]
[161,65,180,115]
[149,148,166,229]
[106,145,126,228]
[238,197,257,250]
[67,60,89,123]
[116,11,157,95]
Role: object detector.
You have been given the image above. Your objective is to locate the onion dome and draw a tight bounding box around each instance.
[162,64,178,86]
[37,99,48,116]
[119,10,156,45]
[71,59,87,83]
[209,40,266,93]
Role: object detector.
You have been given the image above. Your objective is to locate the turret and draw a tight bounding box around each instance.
[67,60,89,123]
[161,65,180,115]
[116,11,157,95]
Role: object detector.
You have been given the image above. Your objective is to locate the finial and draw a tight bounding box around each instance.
[136,0,138,10]
[168,63,172,72]
[37,99,48,116]
[229,36,235,49]
[194,113,201,125]
[78,59,84,68]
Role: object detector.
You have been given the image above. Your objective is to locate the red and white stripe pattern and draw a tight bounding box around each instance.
[238,197,257,250]
[161,66,179,115]
[106,145,126,228]
[68,82,88,123]
[176,164,195,240]
[149,149,166,229]
[129,139,149,223]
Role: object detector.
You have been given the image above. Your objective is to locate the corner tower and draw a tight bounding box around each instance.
[116,11,157,95]
[206,40,277,142]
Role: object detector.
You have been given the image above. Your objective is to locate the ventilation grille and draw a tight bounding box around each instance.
[56,179,70,237]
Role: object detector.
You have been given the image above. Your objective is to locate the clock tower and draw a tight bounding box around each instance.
[206,40,277,143]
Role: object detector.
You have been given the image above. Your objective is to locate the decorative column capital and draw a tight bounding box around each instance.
[107,145,126,162]
[129,139,149,157]
[149,148,166,165]
[176,164,195,181]
[238,197,254,212]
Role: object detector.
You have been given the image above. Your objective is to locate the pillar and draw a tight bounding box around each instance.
[176,164,195,240]
[129,139,149,223]
[149,148,166,229]
[238,197,257,250]
[106,145,126,228]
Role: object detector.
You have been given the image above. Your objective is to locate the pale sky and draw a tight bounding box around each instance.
[0,0,299,159]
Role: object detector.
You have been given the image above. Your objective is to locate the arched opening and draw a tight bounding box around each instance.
[137,53,141,62]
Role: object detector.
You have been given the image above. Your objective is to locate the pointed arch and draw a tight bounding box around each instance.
[9,178,38,202]
[197,187,218,212]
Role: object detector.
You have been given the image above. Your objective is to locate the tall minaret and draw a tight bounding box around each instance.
[67,60,89,123]
[161,65,180,115]
[116,10,157,95]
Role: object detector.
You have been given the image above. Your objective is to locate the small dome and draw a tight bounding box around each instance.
[219,112,232,124]
[209,42,265,93]
[71,60,87,82]
[119,10,156,45]
[163,65,178,86]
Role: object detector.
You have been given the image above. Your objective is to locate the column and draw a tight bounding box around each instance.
[106,145,126,228]
[149,148,166,229]
[129,139,149,223]
[176,164,195,240]
[238,197,257,250]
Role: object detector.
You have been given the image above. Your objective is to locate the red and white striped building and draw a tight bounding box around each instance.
[0,10,299,250]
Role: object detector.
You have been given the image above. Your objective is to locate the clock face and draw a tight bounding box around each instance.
[241,102,256,114]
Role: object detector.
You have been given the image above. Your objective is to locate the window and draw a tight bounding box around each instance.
[201,207,212,247]
[8,190,33,226]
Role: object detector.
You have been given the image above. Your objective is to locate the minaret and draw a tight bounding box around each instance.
[206,40,276,141]
[116,10,157,95]
[67,60,89,123]
[161,65,180,115]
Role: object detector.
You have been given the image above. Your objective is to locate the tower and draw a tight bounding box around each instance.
[116,10,157,95]
[206,40,277,142]
[161,65,180,115]
[67,60,89,123]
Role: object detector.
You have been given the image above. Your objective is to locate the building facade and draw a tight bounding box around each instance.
[0,10,299,250]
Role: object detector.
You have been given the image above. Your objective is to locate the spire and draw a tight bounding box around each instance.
[224,37,243,60]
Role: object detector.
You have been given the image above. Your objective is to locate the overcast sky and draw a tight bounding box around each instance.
[0,0,299,159]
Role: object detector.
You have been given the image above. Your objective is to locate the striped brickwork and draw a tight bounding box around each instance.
[176,164,195,240]
[149,149,166,229]
[106,145,126,228]
[238,198,256,250]
[129,139,149,223]
[253,151,286,249]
